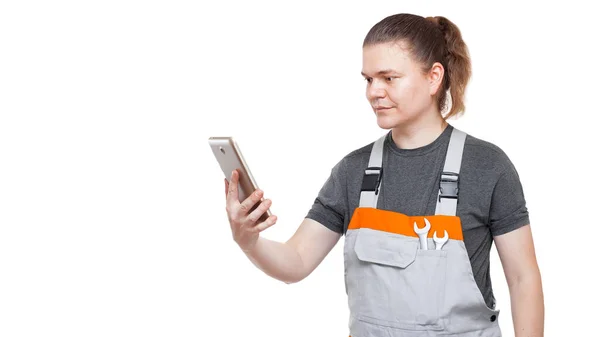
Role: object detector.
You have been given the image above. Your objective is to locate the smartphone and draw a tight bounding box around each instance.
[208,137,271,223]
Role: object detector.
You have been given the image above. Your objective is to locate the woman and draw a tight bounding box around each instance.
[223,13,544,337]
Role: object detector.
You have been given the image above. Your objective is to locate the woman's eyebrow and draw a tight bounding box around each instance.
[361,69,400,77]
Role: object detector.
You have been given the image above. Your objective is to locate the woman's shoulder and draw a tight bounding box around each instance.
[328,135,386,178]
[462,130,517,173]
[333,134,385,163]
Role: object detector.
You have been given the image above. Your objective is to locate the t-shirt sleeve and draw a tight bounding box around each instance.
[305,158,348,234]
[488,158,531,236]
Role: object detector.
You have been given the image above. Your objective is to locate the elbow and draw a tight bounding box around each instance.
[282,272,309,285]
[507,269,543,291]
[281,243,310,285]
[282,277,298,285]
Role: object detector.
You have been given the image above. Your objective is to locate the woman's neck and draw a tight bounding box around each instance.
[391,113,448,150]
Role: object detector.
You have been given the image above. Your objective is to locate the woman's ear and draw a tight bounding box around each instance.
[429,62,445,96]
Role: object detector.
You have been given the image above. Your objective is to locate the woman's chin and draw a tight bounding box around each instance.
[376,115,401,130]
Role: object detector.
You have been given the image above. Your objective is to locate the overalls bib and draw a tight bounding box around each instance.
[344,128,502,337]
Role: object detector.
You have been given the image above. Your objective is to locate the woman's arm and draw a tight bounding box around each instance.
[243,218,342,284]
[224,170,342,284]
[494,224,544,337]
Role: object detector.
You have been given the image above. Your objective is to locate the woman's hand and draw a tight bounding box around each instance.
[224,169,277,253]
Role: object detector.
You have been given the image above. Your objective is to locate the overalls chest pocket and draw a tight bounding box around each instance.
[345,228,448,331]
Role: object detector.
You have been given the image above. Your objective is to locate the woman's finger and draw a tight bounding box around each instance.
[250,215,278,233]
[246,198,272,223]
[239,189,264,216]
[226,170,240,208]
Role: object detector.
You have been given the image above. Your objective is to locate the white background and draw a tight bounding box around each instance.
[1,1,598,336]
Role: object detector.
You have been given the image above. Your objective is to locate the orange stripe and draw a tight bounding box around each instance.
[348,207,464,241]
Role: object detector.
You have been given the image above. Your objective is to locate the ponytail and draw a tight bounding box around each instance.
[425,16,472,119]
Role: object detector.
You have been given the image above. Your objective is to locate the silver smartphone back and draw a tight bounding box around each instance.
[208,137,271,222]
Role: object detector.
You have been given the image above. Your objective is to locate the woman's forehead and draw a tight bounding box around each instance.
[362,42,416,74]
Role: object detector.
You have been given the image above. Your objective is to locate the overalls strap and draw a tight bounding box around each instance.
[358,127,467,216]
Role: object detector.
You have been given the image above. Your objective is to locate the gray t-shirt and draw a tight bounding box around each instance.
[306,124,530,309]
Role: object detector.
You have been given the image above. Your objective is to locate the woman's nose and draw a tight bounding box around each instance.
[367,83,386,99]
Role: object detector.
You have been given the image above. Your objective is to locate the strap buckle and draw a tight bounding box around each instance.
[361,167,383,195]
[439,171,459,201]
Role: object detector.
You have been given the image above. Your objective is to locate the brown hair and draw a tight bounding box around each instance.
[363,13,471,120]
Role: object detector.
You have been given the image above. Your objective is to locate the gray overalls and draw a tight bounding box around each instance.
[344,128,502,336]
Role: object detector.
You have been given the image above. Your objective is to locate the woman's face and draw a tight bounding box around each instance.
[362,42,440,129]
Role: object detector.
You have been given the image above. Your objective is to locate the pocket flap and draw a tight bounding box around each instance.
[354,229,418,268]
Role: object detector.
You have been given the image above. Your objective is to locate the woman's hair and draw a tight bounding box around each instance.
[363,13,471,120]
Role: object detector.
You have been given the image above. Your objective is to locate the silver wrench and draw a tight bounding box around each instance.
[413,218,431,250]
[433,230,449,250]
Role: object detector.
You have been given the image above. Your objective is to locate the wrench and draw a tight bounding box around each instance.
[433,230,449,250]
[413,218,431,250]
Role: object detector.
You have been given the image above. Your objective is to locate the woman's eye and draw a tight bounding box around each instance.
[386,77,394,81]
[364,78,372,83]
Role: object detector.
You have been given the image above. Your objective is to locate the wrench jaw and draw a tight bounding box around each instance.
[413,219,431,250]
[433,230,449,250]
[413,219,431,234]
[423,218,432,229]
